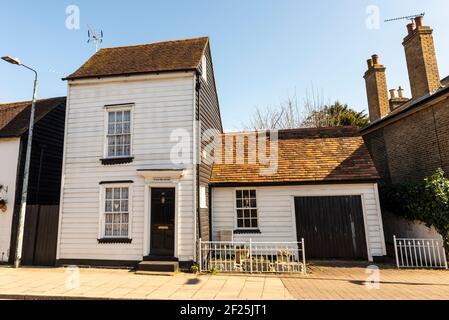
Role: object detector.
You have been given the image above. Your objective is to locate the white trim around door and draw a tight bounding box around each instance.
[139,169,184,259]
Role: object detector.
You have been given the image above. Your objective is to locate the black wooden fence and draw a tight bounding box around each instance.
[10,205,59,266]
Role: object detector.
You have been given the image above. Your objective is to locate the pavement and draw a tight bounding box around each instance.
[282,262,449,300]
[1,262,449,300]
[0,266,293,300]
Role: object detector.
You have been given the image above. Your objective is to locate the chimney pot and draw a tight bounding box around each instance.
[367,59,373,69]
[407,23,415,35]
[389,89,397,99]
[415,16,423,27]
[398,86,404,98]
[372,54,379,65]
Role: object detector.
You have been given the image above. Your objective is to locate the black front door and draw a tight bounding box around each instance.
[150,188,175,256]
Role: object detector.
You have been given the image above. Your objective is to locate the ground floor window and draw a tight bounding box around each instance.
[236,189,258,229]
[104,186,130,238]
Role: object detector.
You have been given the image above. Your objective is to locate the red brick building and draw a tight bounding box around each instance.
[361,17,449,184]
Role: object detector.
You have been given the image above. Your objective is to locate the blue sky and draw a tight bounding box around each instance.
[1,0,448,130]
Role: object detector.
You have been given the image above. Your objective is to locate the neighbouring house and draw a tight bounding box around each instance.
[360,17,449,244]
[210,127,386,262]
[0,97,66,265]
[56,36,386,271]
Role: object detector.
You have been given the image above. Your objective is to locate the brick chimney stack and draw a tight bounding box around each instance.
[403,16,441,99]
[364,54,390,122]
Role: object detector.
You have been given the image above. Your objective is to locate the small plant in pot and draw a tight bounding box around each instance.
[190,265,199,274]
[0,198,7,213]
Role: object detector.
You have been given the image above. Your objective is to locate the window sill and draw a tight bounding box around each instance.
[98,238,133,244]
[100,157,134,165]
[234,229,261,234]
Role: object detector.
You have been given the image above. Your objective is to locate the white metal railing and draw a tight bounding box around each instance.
[198,238,306,274]
[394,236,448,269]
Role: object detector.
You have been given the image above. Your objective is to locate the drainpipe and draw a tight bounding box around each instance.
[195,73,202,242]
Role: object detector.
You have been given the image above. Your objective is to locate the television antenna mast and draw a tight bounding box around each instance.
[87,25,103,52]
[384,12,425,23]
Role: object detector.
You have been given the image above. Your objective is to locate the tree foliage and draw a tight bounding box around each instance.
[243,90,368,131]
[380,168,449,254]
[302,102,369,129]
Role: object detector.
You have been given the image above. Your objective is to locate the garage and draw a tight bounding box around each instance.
[210,127,386,262]
[294,196,368,260]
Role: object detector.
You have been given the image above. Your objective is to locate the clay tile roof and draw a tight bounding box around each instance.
[0,97,66,138]
[64,37,209,80]
[210,126,380,186]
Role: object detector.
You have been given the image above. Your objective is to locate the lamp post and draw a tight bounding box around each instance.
[2,56,38,268]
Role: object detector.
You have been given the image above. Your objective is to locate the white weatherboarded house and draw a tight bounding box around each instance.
[57,37,222,270]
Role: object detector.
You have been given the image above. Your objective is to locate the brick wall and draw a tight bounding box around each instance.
[363,97,449,184]
[363,129,391,183]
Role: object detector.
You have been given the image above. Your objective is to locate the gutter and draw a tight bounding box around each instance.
[209,178,381,188]
[62,68,198,81]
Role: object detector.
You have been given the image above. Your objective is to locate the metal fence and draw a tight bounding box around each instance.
[394,236,448,269]
[198,239,306,274]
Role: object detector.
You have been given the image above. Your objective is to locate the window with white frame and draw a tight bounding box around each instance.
[106,108,131,158]
[236,190,258,229]
[200,185,207,209]
[201,55,207,82]
[104,187,130,238]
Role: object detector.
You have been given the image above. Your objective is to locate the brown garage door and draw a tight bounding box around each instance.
[294,196,368,260]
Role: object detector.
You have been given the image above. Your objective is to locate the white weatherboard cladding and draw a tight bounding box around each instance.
[58,73,196,262]
[212,183,386,261]
[0,138,20,262]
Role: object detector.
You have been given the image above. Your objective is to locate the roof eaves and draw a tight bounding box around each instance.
[360,85,449,133]
[210,178,381,188]
[63,67,198,81]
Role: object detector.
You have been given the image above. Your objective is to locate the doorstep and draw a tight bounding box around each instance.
[136,260,179,273]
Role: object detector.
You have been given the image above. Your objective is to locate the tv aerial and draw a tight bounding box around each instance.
[384,12,425,23]
[87,25,104,52]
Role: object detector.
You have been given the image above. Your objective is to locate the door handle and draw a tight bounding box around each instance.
[158,226,169,230]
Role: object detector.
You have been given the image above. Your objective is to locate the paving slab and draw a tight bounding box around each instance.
[1,264,449,300]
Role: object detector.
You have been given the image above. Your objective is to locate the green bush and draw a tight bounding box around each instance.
[380,168,449,255]
[210,267,220,274]
[190,265,199,274]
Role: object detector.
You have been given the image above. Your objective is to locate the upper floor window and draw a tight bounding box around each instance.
[106,107,132,158]
[236,190,258,229]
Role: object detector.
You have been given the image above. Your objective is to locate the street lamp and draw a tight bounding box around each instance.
[2,56,38,268]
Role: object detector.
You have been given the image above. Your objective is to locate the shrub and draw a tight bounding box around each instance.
[380,168,449,255]
[190,265,199,274]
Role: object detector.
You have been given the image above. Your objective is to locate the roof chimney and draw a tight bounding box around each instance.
[364,54,390,122]
[403,17,441,98]
[415,16,423,27]
[389,86,410,110]
[389,89,397,99]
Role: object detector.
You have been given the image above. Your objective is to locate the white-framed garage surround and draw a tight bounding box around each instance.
[211,183,386,262]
